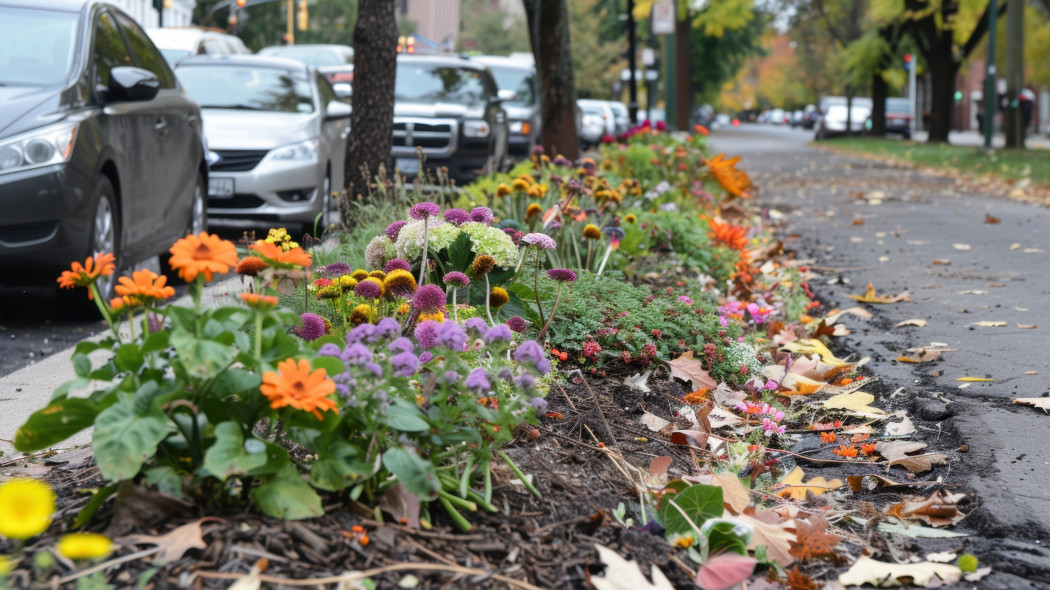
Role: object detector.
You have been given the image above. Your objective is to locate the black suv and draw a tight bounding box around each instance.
[0,0,207,296]
[392,55,508,183]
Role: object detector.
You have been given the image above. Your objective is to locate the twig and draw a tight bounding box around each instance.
[356,519,484,541]
[54,547,161,585]
[570,369,614,445]
[554,381,577,411]
[668,553,698,579]
[195,562,545,589]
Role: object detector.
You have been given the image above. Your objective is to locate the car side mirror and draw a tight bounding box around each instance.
[324,100,352,121]
[488,94,506,104]
[332,83,352,99]
[107,67,160,102]
[497,89,517,101]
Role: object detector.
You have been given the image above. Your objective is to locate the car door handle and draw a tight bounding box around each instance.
[154,118,169,135]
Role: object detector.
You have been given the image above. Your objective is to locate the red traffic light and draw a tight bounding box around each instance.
[236,0,246,6]
[904,53,912,63]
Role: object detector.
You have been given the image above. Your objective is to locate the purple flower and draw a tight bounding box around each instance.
[443,370,461,384]
[373,317,401,341]
[419,351,434,364]
[322,262,351,277]
[435,321,468,351]
[355,279,382,299]
[295,313,326,341]
[678,296,694,305]
[442,271,470,287]
[531,145,545,156]
[444,208,471,226]
[414,320,440,350]
[516,373,537,390]
[503,227,518,241]
[318,343,342,357]
[483,324,512,343]
[470,207,494,225]
[409,201,441,220]
[465,368,491,391]
[346,322,376,345]
[506,316,527,333]
[547,268,577,283]
[391,351,419,377]
[342,342,374,365]
[386,220,407,241]
[548,221,562,231]
[389,337,415,354]
[521,233,556,250]
[513,340,551,374]
[412,284,446,312]
[463,317,489,335]
[498,367,514,382]
[385,258,411,273]
[552,155,572,168]
[603,226,625,242]
[529,396,547,411]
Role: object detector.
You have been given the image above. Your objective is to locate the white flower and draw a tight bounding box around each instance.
[459,222,519,268]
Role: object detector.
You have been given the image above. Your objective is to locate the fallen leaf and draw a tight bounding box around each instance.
[735,512,796,566]
[670,430,709,448]
[640,412,671,432]
[777,466,844,501]
[932,258,951,265]
[839,556,962,587]
[711,471,751,514]
[708,406,745,429]
[789,513,841,561]
[624,371,653,393]
[846,283,911,304]
[889,453,949,474]
[956,377,993,382]
[875,440,927,460]
[885,490,967,527]
[885,415,916,437]
[823,392,886,417]
[877,522,969,538]
[1013,398,1050,413]
[125,519,214,564]
[926,551,958,563]
[897,350,942,363]
[972,321,1007,327]
[894,318,927,328]
[667,351,718,391]
[953,243,972,251]
[965,567,993,582]
[695,552,757,590]
[227,559,267,590]
[780,339,852,368]
[823,306,874,322]
[1024,371,1038,375]
[958,289,988,295]
[1018,324,1037,329]
[649,456,672,479]
[1010,243,1022,250]
[591,544,674,590]
[984,214,1001,224]
[379,483,421,530]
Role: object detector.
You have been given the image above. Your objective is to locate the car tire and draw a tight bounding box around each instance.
[60,176,122,318]
[312,171,337,236]
[161,171,207,284]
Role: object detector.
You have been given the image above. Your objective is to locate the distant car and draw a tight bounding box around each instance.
[789,110,805,127]
[801,105,820,130]
[470,55,540,160]
[769,108,787,124]
[714,113,731,128]
[883,97,912,139]
[175,55,351,234]
[0,0,207,300]
[258,44,355,87]
[607,101,630,135]
[815,104,871,139]
[146,26,248,66]
[577,99,615,147]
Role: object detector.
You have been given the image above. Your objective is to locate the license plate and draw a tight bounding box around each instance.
[395,158,419,175]
[208,177,234,198]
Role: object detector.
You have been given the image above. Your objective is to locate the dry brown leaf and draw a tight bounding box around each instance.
[932,258,952,265]
[640,412,671,432]
[885,415,916,437]
[591,544,674,590]
[839,556,962,587]
[649,456,672,479]
[780,339,852,367]
[984,214,1001,224]
[670,430,708,448]
[889,453,948,473]
[846,473,915,492]
[711,471,751,514]
[885,490,967,527]
[846,282,911,304]
[1018,324,1037,329]
[789,513,842,561]
[786,566,818,590]
[736,512,797,566]
[1014,398,1050,413]
[972,321,1007,327]
[875,440,927,460]
[124,518,215,564]
[667,351,718,391]
[953,243,972,251]
[823,392,886,417]
[777,466,844,500]
[894,318,928,328]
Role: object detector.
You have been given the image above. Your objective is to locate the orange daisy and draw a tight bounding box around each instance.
[708,219,749,251]
[114,269,175,304]
[240,292,279,311]
[56,253,116,299]
[167,232,239,282]
[235,256,268,276]
[704,153,752,199]
[260,358,338,420]
[249,240,312,269]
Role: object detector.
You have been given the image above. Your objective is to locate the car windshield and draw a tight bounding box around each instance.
[263,48,346,67]
[176,65,314,113]
[396,64,487,105]
[486,65,535,106]
[0,7,79,86]
[159,48,192,66]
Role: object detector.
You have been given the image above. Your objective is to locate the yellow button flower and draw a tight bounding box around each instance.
[56,533,114,561]
[0,479,55,539]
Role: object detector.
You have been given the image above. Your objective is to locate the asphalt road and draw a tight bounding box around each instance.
[719,123,1050,586]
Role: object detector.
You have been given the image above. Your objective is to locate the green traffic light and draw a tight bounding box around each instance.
[954,91,963,101]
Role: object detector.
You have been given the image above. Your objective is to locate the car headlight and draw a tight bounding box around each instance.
[0,121,79,176]
[462,120,490,138]
[267,139,319,162]
[508,121,523,134]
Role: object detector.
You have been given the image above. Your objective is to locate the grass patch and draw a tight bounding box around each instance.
[819,137,1050,186]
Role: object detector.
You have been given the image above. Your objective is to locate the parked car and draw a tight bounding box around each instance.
[146,26,248,66]
[469,55,540,160]
[0,0,207,298]
[577,99,615,146]
[392,55,509,183]
[175,55,350,234]
[789,110,805,127]
[883,97,912,138]
[258,44,355,86]
[815,104,871,139]
[801,104,820,130]
[607,101,630,135]
[768,108,787,124]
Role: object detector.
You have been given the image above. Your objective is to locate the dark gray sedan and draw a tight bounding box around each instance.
[0,0,207,297]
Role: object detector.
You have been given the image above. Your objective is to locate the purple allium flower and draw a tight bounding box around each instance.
[506,316,527,333]
[442,271,470,287]
[318,343,342,357]
[678,295,694,305]
[516,373,537,390]
[354,279,383,299]
[463,317,489,335]
[419,351,434,364]
[531,144,545,156]
[552,155,572,168]
[414,320,440,350]
[409,201,441,220]
[483,324,512,343]
[547,268,578,283]
[443,208,471,226]
[443,370,461,384]
[465,368,491,391]
[411,284,446,312]
[603,226,626,242]
[470,207,494,225]
[345,322,376,345]
[529,396,547,411]
[386,220,407,241]
[373,317,401,341]
[435,321,468,351]
[295,312,326,341]
[513,340,551,374]
[385,258,411,273]
[391,351,419,377]
[521,233,556,250]
[323,262,351,277]
[388,337,415,354]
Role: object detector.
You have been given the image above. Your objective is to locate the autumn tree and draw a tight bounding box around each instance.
[458,0,530,54]
[524,0,580,160]
[342,0,396,214]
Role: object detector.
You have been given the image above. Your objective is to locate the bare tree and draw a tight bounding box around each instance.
[524,0,580,161]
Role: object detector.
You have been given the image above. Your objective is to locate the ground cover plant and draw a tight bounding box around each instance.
[0,122,988,589]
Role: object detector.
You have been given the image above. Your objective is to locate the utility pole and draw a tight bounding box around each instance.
[626,0,639,124]
[672,6,690,131]
[1003,0,1024,148]
[983,0,998,150]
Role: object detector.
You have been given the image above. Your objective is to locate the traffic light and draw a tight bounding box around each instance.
[903,53,912,71]
[297,0,308,31]
[397,35,416,54]
[236,0,246,7]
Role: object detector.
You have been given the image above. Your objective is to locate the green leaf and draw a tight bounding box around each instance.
[661,483,724,540]
[144,466,184,498]
[92,392,174,481]
[114,342,145,372]
[72,484,119,528]
[201,422,268,481]
[311,356,345,379]
[73,353,92,378]
[14,398,100,452]
[310,440,373,491]
[445,232,475,273]
[383,447,440,501]
[170,328,233,379]
[701,518,753,559]
[51,377,91,400]
[252,468,324,520]
[386,402,431,432]
[140,329,171,354]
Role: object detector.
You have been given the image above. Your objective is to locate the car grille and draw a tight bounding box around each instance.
[393,118,456,151]
[208,194,265,209]
[211,150,269,172]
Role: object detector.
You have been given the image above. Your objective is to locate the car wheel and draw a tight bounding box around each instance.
[162,171,207,284]
[90,177,121,301]
[316,172,338,235]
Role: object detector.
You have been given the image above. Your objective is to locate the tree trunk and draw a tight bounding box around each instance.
[845,92,853,137]
[524,0,579,160]
[673,10,691,131]
[342,0,396,216]
[925,51,958,143]
[1003,0,1024,148]
[870,73,888,136]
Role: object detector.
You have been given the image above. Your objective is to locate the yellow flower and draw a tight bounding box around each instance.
[496,183,512,197]
[0,479,55,539]
[489,287,509,308]
[582,224,602,240]
[351,269,369,281]
[350,304,372,324]
[397,302,411,315]
[511,177,530,192]
[419,310,445,323]
[56,533,114,561]
[624,214,637,224]
[0,554,14,575]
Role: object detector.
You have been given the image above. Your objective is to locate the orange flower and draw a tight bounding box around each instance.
[709,220,749,251]
[240,292,279,311]
[820,432,837,443]
[235,256,269,276]
[704,153,752,199]
[260,358,338,420]
[683,389,709,405]
[167,232,239,282]
[249,240,312,269]
[860,443,877,455]
[56,253,116,299]
[832,444,858,458]
[114,269,175,304]
[694,124,710,136]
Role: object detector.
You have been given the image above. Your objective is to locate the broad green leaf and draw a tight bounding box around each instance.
[73,483,119,528]
[310,440,373,491]
[383,447,440,501]
[114,342,145,372]
[72,353,92,378]
[201,422,268,481]
[252,468,324,520]
[51,377,91,400]
[145,466,184,498]
[701,518,753,560]
[662,484,724,540]
[140,329,171,354]
[14,397,100,452]
[386,402,431,432]
[311,356,345,379]
[92,392,173,481]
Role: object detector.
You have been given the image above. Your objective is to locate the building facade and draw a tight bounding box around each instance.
[398,0,460,51]
[107,0,196,28]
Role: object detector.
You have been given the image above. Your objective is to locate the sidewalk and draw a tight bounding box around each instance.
[0,275,247,460]
[912,129,1050,149]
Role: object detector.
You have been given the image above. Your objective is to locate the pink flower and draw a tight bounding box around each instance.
[678,296,693,305]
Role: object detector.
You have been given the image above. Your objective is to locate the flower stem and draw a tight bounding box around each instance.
[484,274,495,325]
[438,495,473,532]
[254,310,263,359]
[419,221,430,287]
[537,283,562,341]
[451,286,459,322]
[596,243,614,275]
[496,450,541,499]
[585,241,594,272]
[532,251,545,328]
[89,283,115,335]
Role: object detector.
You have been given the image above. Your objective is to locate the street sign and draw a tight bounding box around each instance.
[652,1,674,35]
[620,69,658,82]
